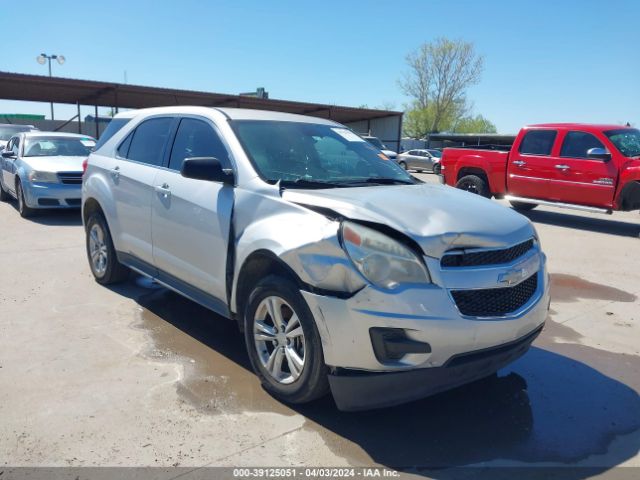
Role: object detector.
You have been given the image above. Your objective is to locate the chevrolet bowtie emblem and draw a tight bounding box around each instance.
[499,268,527,286]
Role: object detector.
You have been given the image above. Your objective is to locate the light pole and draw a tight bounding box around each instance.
[36,53,65,121]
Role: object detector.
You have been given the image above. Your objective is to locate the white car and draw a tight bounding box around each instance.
[0,132,95,216]
[82,106,549,411]
[362,135,398,159]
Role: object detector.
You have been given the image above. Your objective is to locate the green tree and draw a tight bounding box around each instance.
[399,38,495,136]
[452,114,497,134]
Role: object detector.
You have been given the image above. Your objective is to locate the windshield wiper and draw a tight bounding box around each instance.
[279,178,346,189]
[341,177,417,186]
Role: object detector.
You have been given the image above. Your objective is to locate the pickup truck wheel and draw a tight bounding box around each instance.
[245,275,329,404]
[509,201,537,211]
[456,175,491,198]
[85,213,129,284]
[398,161,407,170]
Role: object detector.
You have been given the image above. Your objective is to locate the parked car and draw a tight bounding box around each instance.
[82,106,549,411]
[441,123,640,214]
[0,132,96,217]
[397,148,442,174]
[361,135,398,159]
[0,123,38,150]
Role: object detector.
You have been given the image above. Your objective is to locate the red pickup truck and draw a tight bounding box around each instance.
[441,123,640,214]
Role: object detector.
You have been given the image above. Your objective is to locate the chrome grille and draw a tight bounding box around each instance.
[57,171,83,185]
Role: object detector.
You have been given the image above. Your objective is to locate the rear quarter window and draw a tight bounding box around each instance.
[519,130,557,156]
[94,118,131,151]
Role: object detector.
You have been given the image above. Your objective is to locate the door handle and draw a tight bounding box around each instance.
[110,166,120,179]
[555,164,570,171]
[513,160,526,167]
[154,183,171,197]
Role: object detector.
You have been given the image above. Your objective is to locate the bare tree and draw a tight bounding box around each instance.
[399,38,484,133]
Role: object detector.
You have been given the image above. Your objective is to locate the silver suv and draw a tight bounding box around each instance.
[82,107,549,411]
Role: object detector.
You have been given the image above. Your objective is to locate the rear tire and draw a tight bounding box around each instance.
[455,174,491,198]
[398,161,407,170]
[244,274,329,404]
[433,163,442,175]
[16,180,35,217]
[85,213,129,284]
[509,201,537,211]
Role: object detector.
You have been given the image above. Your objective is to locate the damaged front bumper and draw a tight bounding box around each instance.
[300,259,549,411]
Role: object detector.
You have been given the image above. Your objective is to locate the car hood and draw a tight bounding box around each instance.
[283,183,535,258]
[22,156,85,172]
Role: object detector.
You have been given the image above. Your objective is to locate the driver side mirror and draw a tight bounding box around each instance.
[181,157,234,185]
[586,147,611,162]
[2,151,16,158]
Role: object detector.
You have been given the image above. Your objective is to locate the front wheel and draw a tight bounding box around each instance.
[398,161,407,170]
[244,275,329,404]
[85,213,129,284]
[509,201,537,211]
[433,163,442,175]
[0,179,9,202]
[16,180,35,217]
[455,174,491,198]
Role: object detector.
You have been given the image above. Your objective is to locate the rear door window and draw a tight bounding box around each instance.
[126,117,174,166]
[519,130,557,156]
[560,131,605,159]
[168,118,230,171]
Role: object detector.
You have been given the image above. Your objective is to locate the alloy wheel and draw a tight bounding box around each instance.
[253,296,306,384]
[88,223,109,277]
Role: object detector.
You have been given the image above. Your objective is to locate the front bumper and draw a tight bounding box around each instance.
[329,323,543,411]
[22,181,81,209]
[301,250,549,410]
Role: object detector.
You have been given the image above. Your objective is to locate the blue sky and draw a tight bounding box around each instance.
[0,0,637,133]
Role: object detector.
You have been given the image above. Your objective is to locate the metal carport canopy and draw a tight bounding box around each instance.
[0,71,402,124]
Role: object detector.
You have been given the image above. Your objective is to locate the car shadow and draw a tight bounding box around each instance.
[518,209,640,238]
[23,208,83,226]
[116,281,640,478]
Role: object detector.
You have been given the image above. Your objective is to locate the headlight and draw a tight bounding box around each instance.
[341,221,431,289]
[28,171,59,183]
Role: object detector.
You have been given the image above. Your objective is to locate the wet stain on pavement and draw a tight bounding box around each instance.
[132,278,640,472]
[135,287,291,416]
[550,274,637,303]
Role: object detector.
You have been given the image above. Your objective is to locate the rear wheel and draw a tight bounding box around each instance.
[455,174,491,198]
[433,163,442,175]
[16,180,35,217]
[398,161,407,170]
[509,201,537,211]
[85,213,129,284]
[244,275,329,404]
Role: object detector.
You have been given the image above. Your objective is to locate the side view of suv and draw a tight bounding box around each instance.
[82,106,549,411]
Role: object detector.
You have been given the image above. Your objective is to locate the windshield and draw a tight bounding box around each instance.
[605,128,640,157]
[0,126,31,141]
[427,149,442,158]
[233,121,414,187]
[24,136,96,157]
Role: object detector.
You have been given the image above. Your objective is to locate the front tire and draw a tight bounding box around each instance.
[244,275,329,404]
[16,179,35,217]
[509,201,537,211]
[455,174,491,198]
[0,179,9,202]
[433,163,442,175]
[398,161,407,170]
[85,213,129,284]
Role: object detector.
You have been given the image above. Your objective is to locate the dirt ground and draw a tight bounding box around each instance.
[1,173,639,478]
